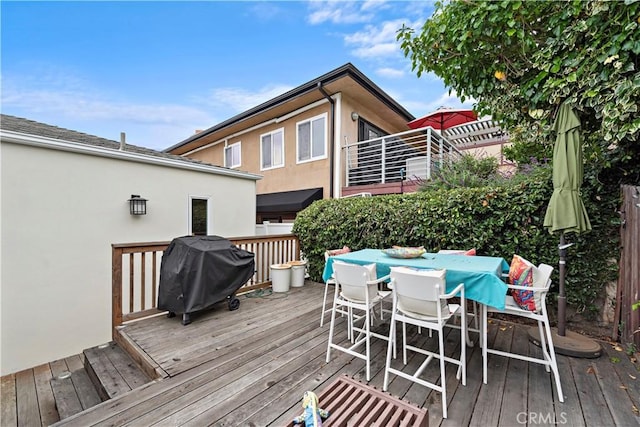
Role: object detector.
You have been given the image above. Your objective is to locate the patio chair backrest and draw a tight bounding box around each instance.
[390,267,448,317]
[333,261,378,302]
[534,263,554,291]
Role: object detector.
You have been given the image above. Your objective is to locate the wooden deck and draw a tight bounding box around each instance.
[3,282,639,426]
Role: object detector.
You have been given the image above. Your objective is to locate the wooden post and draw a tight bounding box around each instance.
[112,245,123,338]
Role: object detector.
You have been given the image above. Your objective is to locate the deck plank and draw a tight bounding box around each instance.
[441,323,499,427]
[266,324,392,427]
[15,368,41,427]
[1,373,17,427]
[468,320,512,427]
[49,359,84,420]
[64,355,102,410]
[57,301,337,427]
[594,343,640,426]
[181,327,351,426]
[498,323,529,426]
[525,334,556,427]
[83,346,132,399]
[1,282,635,427]
[32,363,60,426]
[553,346,585,426]
[142,315,345,426]
[570,354,616,426]
[129,287,323,376]
[102,342,150,390]
[600,341,640,410]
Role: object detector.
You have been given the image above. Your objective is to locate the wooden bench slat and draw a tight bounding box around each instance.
[308,375,428,427]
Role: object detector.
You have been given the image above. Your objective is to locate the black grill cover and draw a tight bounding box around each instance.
[158,236,255,315]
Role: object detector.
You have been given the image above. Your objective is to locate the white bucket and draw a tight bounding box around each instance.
[289,261,307,287]
[271,264,291,293]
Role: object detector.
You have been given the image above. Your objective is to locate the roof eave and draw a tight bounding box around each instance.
[165,63,414,153]
[1,130,263,181]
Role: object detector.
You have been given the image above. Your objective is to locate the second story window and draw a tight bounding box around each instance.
[261,128,284,170]
[297,114,327,163]
[224,142,241,168]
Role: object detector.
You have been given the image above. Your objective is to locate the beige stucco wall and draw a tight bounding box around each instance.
[0,140,257,375]
[189,104,333,197]
[186,94,410,200]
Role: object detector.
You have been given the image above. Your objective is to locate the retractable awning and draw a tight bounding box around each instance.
[256,188,323,213]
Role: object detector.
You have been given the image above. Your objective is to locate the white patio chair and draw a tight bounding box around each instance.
[326,260,391,381]
[320,248,350,328]
[438,249,479,342]
[383,267,466,419]
[482,262,564,402]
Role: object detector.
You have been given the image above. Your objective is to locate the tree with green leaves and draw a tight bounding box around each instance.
[398,0,639,187]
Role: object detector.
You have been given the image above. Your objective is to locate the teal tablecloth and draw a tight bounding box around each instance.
[322,249,510,310]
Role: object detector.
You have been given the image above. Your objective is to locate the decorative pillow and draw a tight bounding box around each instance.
[509,255,538,311]
[464,248,476,256]
[383,246,426,259]
[327,246,351,256]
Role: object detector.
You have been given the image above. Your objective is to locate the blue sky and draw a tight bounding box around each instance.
[1,1,473,151]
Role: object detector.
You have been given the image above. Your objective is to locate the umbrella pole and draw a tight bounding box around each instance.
[558,232,567,337]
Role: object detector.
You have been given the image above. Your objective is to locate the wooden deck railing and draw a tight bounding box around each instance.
[111,234,300,335]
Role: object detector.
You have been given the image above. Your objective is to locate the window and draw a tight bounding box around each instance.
[224,142,241,168]
[190,197,208,236]
[260,128,284,170]
[297,114,327,163]
[358,119,387,141]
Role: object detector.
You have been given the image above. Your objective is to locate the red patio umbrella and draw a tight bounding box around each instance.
[407,107,478,130]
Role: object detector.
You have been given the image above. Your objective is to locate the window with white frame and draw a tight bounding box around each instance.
[297,114,327,163]
[224,142,241,168]
[260,128,284,170]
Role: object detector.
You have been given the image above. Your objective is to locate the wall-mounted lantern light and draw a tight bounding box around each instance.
[351,111,359,121]
[128,194,147,215]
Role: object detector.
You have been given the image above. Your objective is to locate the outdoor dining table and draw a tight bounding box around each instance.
[322,248,510,311]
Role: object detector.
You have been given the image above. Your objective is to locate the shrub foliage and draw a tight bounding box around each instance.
[293,170,619,317]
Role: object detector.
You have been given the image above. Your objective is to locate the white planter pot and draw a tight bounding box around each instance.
[289,261,307,287]
[270,264,291,293]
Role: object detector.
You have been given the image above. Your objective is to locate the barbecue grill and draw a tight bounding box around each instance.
[158,235,255,325]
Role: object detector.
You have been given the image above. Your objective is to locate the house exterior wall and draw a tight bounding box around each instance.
[188,103,334,196]
[185,95,409,200]
[0,140,257,375]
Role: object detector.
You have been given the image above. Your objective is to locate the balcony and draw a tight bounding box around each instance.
[342,126,463,196]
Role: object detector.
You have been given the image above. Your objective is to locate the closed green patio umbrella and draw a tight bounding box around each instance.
[542,102,599,357]
[544,103,591,238]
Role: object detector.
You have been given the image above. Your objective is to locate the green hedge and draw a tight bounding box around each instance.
[293,176,619,317]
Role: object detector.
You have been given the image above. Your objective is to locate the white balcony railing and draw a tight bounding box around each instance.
[343,126,463,187]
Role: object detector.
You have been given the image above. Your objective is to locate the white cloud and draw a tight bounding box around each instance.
[1,69,215,150]
[307,1,374,25]
[2,79,208,126]
[400,90,477,118]
[376,67,405,79]
[360,0,391,13]
[344,19,421,60]
[204,84,295,113]
[428,90,477,111]
[248,2,285,22]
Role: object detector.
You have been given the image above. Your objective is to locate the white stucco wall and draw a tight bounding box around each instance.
[0,138,258,375]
